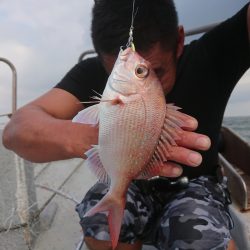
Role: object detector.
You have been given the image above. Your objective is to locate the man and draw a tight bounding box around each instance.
[2,0,250,249]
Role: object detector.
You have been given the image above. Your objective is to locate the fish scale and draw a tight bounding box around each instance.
[72,47,183,249]
[100,100,150,175]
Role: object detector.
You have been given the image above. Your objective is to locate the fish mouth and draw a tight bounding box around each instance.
[119,47,133,61]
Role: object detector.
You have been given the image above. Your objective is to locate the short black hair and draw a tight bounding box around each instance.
[91,0,179,56]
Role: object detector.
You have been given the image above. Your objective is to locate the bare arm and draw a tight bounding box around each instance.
[2,88,98,163]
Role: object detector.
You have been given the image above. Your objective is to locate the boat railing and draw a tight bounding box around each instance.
[184,22,220,37]
[0,58,39,248]
[0,57,17,118]
[219,126,250,211]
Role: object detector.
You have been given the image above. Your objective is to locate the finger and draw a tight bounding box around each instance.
[167,146,203,167]
[175,131,211,151]
[157,162,183,177]
[173,111,198,131]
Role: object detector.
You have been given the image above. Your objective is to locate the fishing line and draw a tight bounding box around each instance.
[125,0,139,51]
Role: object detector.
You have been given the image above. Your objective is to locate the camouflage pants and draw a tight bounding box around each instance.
[75,176,233,250]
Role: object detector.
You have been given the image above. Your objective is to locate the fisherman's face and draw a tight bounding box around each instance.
[140,43,179,94]
[102,26,184,95]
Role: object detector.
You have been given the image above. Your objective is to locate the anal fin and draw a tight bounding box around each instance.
[85,146,110,184]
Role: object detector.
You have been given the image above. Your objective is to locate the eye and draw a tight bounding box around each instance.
[135,64,149,78]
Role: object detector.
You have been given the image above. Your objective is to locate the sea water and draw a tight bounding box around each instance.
[223,116,250,144]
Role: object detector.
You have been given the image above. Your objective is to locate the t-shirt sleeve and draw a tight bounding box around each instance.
[195,3,250,88]
[54,57,108,103]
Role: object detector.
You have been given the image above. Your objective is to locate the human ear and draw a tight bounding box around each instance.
[176,25,185,59]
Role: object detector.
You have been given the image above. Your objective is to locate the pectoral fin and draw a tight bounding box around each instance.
[72,104,100,126]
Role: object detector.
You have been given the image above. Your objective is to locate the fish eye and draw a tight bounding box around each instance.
[135,64,149,78]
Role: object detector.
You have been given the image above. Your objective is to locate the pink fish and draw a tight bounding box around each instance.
[73,47,183,249]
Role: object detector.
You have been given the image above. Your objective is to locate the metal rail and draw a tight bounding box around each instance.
[184,22,220,37]
[0,57,17,117]
[219,153,249,211]
[78,22,220,62]
[219,126,250,211]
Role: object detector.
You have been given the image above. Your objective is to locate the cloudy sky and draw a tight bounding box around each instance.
[0,0,249,120]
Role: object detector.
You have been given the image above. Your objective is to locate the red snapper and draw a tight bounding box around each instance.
[73,47,183,249]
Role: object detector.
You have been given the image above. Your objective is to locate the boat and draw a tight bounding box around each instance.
[0,23,250,250]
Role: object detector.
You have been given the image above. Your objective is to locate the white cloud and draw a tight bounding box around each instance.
[0,0,94,112]
[225,100,250,117]
[225,70,250,116]
[236,69,250,86]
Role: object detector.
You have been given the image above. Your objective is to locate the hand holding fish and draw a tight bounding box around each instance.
[149,114,211,177]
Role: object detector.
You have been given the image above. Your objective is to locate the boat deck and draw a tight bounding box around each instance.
[33,160,156,250]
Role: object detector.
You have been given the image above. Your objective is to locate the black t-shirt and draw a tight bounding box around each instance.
[55,4,250,179]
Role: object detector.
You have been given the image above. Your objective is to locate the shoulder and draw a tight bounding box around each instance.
[78,56,104,69]
[71,56,107,79]
[55,56,108,103]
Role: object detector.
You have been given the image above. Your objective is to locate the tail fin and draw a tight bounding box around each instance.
[84,192,125,250]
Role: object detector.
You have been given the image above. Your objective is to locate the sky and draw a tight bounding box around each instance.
[0,0,249,120]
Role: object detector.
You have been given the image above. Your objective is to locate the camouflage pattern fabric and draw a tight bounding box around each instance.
[75,176,233,250]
